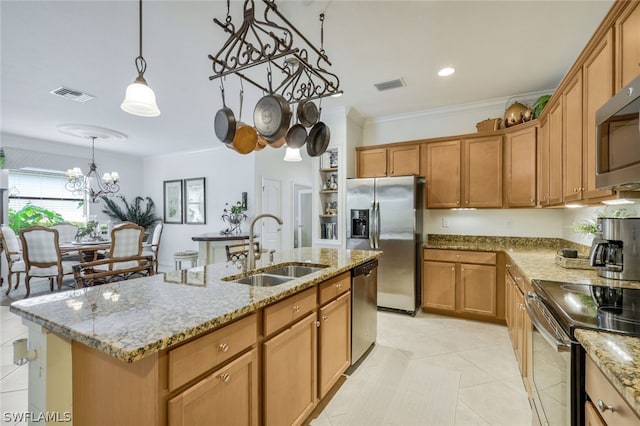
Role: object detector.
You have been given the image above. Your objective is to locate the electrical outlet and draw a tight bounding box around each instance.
[442,218,449,228]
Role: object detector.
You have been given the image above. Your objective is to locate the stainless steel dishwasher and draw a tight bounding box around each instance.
[351,259,378,365]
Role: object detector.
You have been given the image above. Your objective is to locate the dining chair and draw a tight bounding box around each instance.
[49,222,79,243]
[104,223,145,270]
[18,226,75,298]
[225,241,260,262]
[1,226,26,293]
[73,255,154,288]
[142,222,163,273]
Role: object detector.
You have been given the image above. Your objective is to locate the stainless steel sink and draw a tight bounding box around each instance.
[266,264,328,278]
[231,274,294,287]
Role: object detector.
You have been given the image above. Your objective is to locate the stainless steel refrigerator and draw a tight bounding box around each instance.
[346,176,423,314]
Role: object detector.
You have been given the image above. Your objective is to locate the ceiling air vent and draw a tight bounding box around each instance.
[50,86,95,103]
[374,78,405,92]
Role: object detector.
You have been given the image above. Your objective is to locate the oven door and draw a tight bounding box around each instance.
[525,292,573,426]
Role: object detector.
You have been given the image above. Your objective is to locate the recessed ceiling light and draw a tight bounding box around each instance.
[438,67,455,77]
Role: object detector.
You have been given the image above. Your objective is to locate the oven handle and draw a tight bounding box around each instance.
[524,292,572,352]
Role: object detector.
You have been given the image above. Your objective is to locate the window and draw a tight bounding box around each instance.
[8,168,85,222]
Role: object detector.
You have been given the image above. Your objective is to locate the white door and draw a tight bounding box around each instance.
[261,177,282,252]
[294,186,312,248]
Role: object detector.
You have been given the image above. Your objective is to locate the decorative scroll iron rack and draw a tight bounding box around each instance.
[208,0,342,103]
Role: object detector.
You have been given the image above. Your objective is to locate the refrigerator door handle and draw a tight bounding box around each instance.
[375,201,381,249]
[369,201,375,249]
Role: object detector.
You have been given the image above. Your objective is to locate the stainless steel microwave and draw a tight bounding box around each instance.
[595,73,640,190]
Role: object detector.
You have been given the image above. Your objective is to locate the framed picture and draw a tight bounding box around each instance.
[163,180,183,224]
[184,177,206,224]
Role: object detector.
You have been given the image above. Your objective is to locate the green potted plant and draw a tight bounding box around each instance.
[532,95,551,119]
[573,208,634,237]
[100,195,159,232]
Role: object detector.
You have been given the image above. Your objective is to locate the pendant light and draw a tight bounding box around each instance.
[283,146,302,162]
[121,0,160,117]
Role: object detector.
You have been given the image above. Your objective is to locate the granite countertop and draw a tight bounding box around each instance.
[424,234,640,418]
[10,247,381,363]
[575,329,640,417]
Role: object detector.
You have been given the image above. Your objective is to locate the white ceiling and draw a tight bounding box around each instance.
[1,0,613,157]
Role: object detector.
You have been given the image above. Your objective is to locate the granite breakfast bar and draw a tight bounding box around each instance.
[9,247,381,426]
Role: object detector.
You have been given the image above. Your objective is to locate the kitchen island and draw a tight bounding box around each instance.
[191,231,256,265]
[10,247,381,426]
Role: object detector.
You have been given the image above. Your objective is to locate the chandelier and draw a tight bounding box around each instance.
[65,136,120,203]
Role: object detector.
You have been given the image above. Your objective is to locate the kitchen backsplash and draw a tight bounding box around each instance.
[426,234,591,256]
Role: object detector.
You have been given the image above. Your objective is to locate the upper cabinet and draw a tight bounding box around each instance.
[583,29,615,200]
[538,103,563,207]
[427,136,502,209]
[615,1,640,90]
[504,123,537,207]
[356,144,420,178]
[562,71,584,203]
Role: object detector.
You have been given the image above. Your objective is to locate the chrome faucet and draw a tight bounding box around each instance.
[248,213,283,270]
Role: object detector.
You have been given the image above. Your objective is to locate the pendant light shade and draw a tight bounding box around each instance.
[121,0,160,117]
[284,146,302,162]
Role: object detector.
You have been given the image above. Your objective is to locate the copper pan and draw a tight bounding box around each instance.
[232,122,257,154]
[268,135,287,148]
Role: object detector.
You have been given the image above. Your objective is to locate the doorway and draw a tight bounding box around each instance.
[260,177,282,252]
[294,184,312,248]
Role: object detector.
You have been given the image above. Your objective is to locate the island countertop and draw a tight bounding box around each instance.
[191,232,254,241]
[10,247,381,363]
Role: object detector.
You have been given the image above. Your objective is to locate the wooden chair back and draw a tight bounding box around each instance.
[73,255,154,288]
[109,223,144,258]
[225,242,260,261]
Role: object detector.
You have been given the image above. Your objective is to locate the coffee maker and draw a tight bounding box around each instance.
[589,217,640,281]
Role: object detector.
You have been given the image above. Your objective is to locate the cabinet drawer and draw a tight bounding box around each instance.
[319,272,351,305]
[168,313,257,391]
[585,355,640,426]
[264,287,317,337]
[424,249,496,265]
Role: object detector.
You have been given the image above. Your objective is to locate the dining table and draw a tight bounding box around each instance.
[59,240,111,262]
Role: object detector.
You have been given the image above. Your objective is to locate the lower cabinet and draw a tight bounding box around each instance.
[168,349,259,426]
[263,312,318,426]
[422,249,501,321]
[505,261,532,395]
[318,291,351,399]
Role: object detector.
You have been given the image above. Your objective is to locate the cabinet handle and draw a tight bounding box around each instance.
[322,315,328,321]
[335,283,342,289]
[293,305,301,313]
[451,267,455,271]
[218,343,229,352]
[219,373,231,383]
[596,400,615,413]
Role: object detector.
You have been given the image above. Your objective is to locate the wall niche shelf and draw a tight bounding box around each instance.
[319,148,339,241]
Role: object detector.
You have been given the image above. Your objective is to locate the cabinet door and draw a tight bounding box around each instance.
[514,287,526,373]
[388,145,420,176]
[426,140,461,208]
[563,71,583,202]
[583,29,615,200]
[263,312,317,426]
[548,100,564,205]
[616,1,640,89]
[318,292,351,399]
[168,349,259,426]
[585,401,607,426]
[357,148,387,177]
[505,126,537,207]
[464,136,503,208]
[505,272,515,344]
[422,260,456,311]
[537,118,551,206]
[459,263,496,317]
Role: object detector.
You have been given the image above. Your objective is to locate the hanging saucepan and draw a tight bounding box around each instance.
[297,99,319,128]
[269,135,287,149]
[306,121,330,157]
[254,133,268,151]
[286,108,307,149]
[231,89,257,154]
[253,93,292,142]
[214,85,236,144]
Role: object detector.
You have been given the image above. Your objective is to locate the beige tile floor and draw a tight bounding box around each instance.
[1,282,531,426]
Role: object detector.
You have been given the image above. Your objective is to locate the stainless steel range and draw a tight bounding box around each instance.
[526,280,640,426]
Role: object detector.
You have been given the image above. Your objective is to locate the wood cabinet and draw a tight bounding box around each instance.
[263,312,318,426]
[583,29,615,200]
[422,249,500,320]
[426,140,461,208]
[585,355,640,426]
[168,349,259,426]
[586,401,608,426]
[563,71,584,202]
[356,144,420,178]
[615,0,640,90]
[318,292,351,399]
[426,136,502,209]
[538,101,563,206]
[317,272,351,399]
[505,262,532,394]
[357,148,387,178]
[504,124,537,207]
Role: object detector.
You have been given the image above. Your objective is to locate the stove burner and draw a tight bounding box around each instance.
[597,306,640,325]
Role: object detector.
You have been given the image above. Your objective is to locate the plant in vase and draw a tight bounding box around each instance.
[221,201,247,234]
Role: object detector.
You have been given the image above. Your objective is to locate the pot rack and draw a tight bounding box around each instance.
[208,0,342,103]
